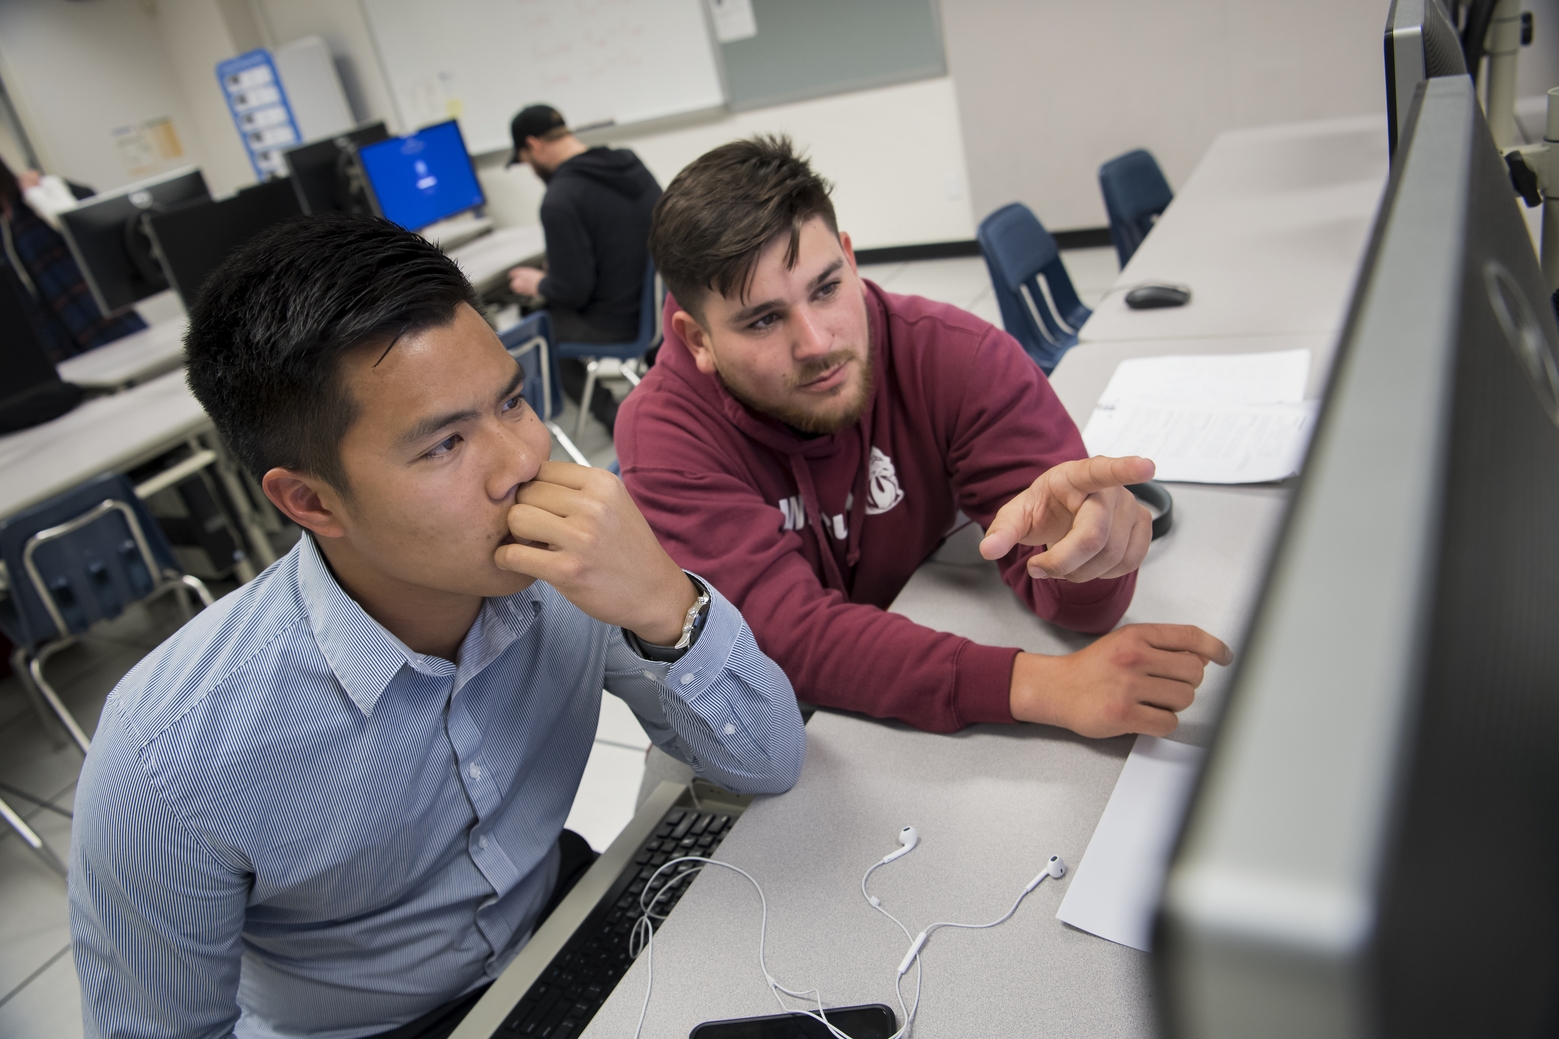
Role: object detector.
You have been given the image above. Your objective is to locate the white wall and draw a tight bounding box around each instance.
[152,0,261,197]
[941,0,1392,232]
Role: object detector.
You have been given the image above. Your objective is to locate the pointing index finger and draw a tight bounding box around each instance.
[1065,455,1156,496]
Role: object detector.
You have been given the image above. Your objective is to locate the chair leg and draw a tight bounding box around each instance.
[12,645,66,750]
[546,422,591,466]
[576,360,600,440]
[0,796,66,877]
[27,654,91,755]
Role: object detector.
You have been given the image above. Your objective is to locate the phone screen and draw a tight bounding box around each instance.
[689,1003,897,1039]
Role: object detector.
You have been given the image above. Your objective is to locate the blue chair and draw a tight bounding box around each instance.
[1099,149,1174,267]
[976,203,1093,374]
[0,472,213,873]
[498,311,589,466]
[552,257,662,439]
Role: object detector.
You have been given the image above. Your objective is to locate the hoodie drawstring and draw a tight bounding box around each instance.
[789,453,851,594]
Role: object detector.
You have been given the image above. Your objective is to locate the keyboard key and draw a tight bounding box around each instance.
[670,813,696,840]
[689,813,713,836]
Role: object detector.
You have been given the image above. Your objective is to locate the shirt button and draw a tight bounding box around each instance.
[478,835,489,850]
[724,723,736,735]
[642,670,656,681]
[469,763,482,781]
[680,674,694,686]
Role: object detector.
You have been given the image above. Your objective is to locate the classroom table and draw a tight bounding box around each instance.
[1078,113,1389,345]
[448,224,547,295]
[578,329,1345,1038]
[0,369,276,573]
[57,316,189,391]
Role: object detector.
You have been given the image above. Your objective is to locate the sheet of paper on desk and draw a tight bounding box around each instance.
[1055,734,1205,952]
[1083,399,1319,483]
[1094,349,1312,408]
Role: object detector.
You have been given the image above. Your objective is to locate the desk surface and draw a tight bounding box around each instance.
[57,317,189,390]
[449,224,546,294]
[0,370,210,520]
[1079,114,1388,345]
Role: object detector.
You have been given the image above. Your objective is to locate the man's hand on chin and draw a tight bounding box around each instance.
[979,455,1156,583]
[1011,625,1233,738]
[494,461,696,646]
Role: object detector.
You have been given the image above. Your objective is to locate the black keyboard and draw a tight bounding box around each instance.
[497,806,736,1037]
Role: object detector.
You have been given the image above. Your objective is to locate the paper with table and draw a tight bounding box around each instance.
[1055,734,1206,951]
[1081,350,1319,483]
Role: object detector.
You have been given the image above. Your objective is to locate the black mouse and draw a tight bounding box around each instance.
[1125,282,1192,309]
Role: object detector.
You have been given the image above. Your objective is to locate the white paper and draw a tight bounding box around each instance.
[707,0,757,42]
[1056,735,1206,951]
[1083,399,1318,484]
[1094,350,1312,409]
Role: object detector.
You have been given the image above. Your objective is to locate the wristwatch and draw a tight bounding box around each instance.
[673,578,712,650]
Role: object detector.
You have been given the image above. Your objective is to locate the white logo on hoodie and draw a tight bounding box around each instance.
[864,448,905,516]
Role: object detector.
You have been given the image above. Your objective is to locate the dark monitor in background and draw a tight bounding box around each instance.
[1157,76,1559,1038]
[281,121,390,216]
[1384,0,1468,159]
[146,178,305,310]
[0,266,83,432]
[57,167,210,316]
[357,120,485,232]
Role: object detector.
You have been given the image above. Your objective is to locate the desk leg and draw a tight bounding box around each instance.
[201,433,278,571]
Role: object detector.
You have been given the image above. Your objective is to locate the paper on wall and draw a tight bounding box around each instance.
[707,0,758,42]
[1055,734,1206,951]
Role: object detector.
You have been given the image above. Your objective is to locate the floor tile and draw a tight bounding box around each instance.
[563,741,645,853]
[595,694,651,752]
[0,943,83,1039]
[0,709,89,821]
[0,805,71,1002]
[881,257,993,310]
[855,261,906,288]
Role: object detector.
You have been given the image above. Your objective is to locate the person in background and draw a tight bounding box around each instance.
[505,105,661,436]
[0,157,145,362]
[618,135,1232,783]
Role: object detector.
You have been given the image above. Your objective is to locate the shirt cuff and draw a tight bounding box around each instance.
[951,642,1022,727]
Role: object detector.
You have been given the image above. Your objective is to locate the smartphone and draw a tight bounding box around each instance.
[689,1003,897,1039]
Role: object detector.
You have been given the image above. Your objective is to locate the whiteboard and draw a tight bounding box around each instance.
[361,0,727,155]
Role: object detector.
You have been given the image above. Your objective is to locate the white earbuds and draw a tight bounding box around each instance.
[881,825,920,864]
[1023,854,1067,893]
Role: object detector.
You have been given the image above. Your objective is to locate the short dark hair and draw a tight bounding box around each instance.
[649,134,836,320]
[184,214,481,491]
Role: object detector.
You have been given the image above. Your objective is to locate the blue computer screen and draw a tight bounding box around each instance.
[358,120,485,231]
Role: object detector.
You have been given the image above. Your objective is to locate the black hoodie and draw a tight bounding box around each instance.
[536,147,662,340]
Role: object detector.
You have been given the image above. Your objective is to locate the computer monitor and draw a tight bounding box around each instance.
[146,178,305,310]
[1384,0,1468,159]
[356,120,485,232]
[57,167,210,315]
[0,266,83,432]
[281,121,390,216]
[1156,76,1559,1038]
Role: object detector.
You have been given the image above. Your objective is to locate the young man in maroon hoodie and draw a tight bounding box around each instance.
[616,135,1231,748]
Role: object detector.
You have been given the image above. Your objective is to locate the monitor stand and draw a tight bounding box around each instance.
[0,379,85,434]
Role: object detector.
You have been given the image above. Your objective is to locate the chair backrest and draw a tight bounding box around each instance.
[555,255,662,359]
[0,472,182,647]
[1098,149,1173,267]
[976,203,1092,374]
[499,311,566,421]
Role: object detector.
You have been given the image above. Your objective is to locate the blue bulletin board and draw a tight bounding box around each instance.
[216,50,302,179]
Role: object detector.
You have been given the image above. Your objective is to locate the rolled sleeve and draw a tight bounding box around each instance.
[605,575,805,795]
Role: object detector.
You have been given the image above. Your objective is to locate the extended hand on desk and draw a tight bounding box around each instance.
[979,455,1233,739]
[494,461,698,647]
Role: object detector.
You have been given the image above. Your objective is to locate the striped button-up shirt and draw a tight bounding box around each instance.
[68,534,804,1039]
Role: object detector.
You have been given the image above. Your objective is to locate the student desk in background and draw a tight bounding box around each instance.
[447,224,548,296]
[57,316,189,391]
[1080,113,1390,345]
[573,321,1345,1037]
[0,369,276,578]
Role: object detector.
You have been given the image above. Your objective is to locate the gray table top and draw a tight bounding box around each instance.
[0,369,210,520]
[1079,114,1388,345]
[56,316,189,390]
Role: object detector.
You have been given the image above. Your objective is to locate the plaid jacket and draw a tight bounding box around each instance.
[2,195,145,363]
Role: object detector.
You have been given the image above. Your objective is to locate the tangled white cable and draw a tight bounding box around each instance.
[630,832,1066,1039]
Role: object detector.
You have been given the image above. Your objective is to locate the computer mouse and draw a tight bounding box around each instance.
[1125,282,1192,309]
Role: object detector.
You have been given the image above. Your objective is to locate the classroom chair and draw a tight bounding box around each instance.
[1098,149,1174,267]
[499,311,589,466]
[976,203,1093,374]
[552,257,663,439]
[0,473,214,874]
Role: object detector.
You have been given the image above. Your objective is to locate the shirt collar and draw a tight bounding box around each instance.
[297,535,544,716]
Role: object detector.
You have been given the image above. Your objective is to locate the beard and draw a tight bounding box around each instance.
[720,347,875,435]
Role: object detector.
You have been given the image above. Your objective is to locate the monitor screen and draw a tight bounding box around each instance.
[146,178,305,310]
[281,121,390,216]
[57,167,210,315]
[1157,76,1559,1038]
[356,120,485,231]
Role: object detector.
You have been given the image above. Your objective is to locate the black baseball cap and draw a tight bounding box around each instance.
[506,105,567,167]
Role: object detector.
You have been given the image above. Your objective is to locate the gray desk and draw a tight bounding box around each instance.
[448,224,546,296]
[57,316,189,391]
[0,370,276,572]
[1079,114,1388,345]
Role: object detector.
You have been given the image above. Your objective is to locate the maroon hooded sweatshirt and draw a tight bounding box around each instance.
[616,281,1136,733]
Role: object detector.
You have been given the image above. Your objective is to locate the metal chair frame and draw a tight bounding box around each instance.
[500,320,589,466]
[553,260,663,439]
